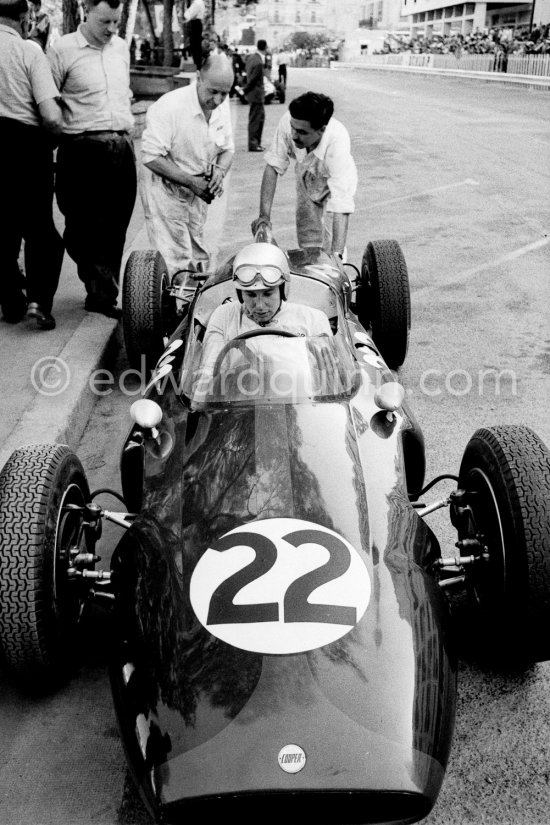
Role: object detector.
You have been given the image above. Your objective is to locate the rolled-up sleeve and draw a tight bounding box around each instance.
[325,128,357,214]
[46,45,64,91]
[264,112,294,176]
[215,98,234,154]
[141,99,173,164]
[30,49,59,104]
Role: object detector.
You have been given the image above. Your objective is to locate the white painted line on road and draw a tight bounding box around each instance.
[356,178,480,212]
[223,180,483,249]
[417,237,550,294]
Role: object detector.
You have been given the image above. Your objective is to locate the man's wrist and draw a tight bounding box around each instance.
[211,162,227,177]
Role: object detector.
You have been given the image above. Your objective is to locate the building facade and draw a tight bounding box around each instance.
[400,0,548,37]
[213,0,547,47]
[255,0,329,47]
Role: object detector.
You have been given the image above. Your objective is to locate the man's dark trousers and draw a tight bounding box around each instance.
[187,18,203,69]
[245,51,266,150]
[0,117,63,318]
[55,133,136,307]
[248,101,265,150]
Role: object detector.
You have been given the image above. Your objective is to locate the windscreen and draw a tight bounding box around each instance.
[185,334,359,407]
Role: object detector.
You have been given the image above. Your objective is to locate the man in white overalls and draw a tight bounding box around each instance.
[251,92,357,259]
[140,54,234,302]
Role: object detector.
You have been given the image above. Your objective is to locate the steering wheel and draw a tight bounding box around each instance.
[234,329,300,340]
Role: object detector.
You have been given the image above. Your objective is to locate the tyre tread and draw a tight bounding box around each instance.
[0,445,86,679]
[360,239,411,369]
[122,249,168,372]
[461,425,550,660]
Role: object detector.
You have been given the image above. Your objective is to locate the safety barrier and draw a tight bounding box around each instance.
[288,56,331,68]
[350,51,550,77]
[432,54,496,71]
[507,53,550,76]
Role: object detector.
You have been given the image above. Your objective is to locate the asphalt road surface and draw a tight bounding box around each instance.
[1,68,549,825]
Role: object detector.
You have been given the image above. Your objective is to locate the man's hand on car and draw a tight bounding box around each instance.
[251,215,272,236]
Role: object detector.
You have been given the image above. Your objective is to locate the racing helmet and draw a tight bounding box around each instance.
[233,243,291,301]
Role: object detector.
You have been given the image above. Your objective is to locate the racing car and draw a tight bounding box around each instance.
[0,239,549,825]
[121,238,411,375]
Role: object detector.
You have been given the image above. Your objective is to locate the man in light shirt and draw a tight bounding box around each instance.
[140,53,234,303]
[252,92,357,259]
[273,48,288,86]
[48,0,136,319]
[0,0,63,330]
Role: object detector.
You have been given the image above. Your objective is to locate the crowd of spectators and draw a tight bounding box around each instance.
[381,24,550,57]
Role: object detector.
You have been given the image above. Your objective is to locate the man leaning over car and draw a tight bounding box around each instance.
[251,92,357,260]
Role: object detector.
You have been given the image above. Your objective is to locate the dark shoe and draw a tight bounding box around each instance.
[27,302,56,330]
[37,312,56,330]
[248,146,265,152]
[84,297,122,319]
[2,295,28,323]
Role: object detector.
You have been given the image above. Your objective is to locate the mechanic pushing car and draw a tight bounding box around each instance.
[251,92,357,259]
[199,241,332,376]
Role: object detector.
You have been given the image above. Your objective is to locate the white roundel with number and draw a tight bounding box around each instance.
[189,518,371,654]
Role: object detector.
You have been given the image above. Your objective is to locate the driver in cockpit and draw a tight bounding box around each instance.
[191,242,333,402]
[201,241,332,359]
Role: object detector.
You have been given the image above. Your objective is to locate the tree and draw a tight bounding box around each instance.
[162,0,174,65]
[119,0,138,41]
[288,31,330,51]
[62,0,79,33]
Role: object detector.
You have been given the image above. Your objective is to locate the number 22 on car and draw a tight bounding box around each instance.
[190,518,371,654]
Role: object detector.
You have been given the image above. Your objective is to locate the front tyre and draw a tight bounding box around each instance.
[0,445,94,686]
[122,249,176,374]
[457,426,550,663]
[356,240,411,370]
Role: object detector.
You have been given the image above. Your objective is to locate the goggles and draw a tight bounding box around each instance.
[233,265,285,288]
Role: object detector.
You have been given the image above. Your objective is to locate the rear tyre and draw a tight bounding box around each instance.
[456,426,550,663]
[0,445,94,685]
[122,249,176,373]
[356,240,411,370]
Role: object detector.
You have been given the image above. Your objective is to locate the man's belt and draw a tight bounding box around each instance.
[68,130,129,141]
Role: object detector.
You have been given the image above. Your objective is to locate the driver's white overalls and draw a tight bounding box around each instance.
[264,111,357,250]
